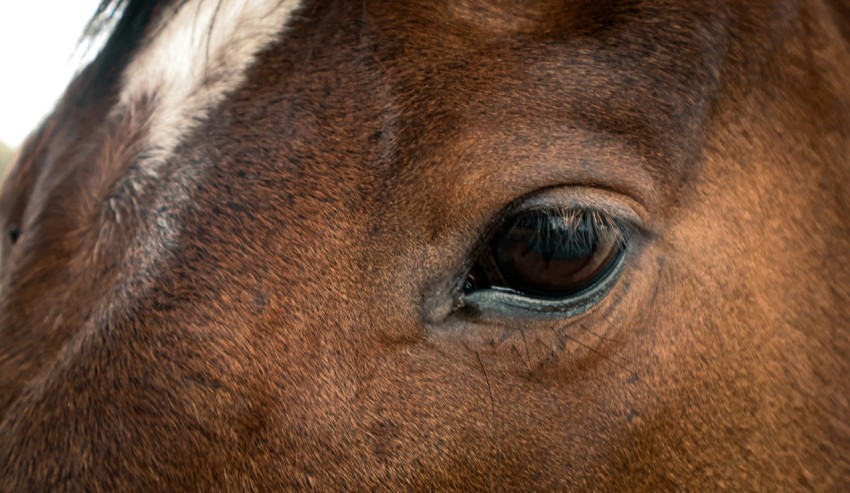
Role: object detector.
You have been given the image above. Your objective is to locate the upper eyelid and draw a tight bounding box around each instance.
[469,185,643,245]
[498,209,632,258]
[509,186,652,233]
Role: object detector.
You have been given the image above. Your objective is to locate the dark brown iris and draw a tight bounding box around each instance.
[467,209,622,298]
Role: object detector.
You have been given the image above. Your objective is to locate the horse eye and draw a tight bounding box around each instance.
[465,209,625,299]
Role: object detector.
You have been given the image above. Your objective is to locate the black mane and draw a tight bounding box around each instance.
[81,0,163,81]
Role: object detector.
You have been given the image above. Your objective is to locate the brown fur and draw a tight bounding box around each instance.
[1,0,849,490]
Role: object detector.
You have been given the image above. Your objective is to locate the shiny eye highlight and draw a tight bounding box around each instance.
[464,208,626,300]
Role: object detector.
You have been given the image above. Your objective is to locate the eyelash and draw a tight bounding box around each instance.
[519,208,629,249]
[460,205,630,276]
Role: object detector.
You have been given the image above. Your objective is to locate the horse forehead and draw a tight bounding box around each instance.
[116,0,736,222]
[125,0,718,170]
[325,1,730,191]
[421,0,579,35]
[118,0,304,176]
[406,0,653,36]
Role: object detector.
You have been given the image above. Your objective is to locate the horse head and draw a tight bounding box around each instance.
[1,0,849,489]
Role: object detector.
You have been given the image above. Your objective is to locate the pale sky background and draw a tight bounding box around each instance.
[0,0,102,148]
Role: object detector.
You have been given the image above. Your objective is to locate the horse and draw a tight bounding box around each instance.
[1,0,848,490]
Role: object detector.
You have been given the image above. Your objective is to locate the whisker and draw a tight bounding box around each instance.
[510,344,532,373]
[475,351,503,490]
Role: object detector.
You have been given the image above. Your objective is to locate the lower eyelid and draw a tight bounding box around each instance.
[458,249,628,320]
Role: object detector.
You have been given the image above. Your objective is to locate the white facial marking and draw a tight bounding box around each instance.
[93,0,302,312]
[119,0,303,174]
